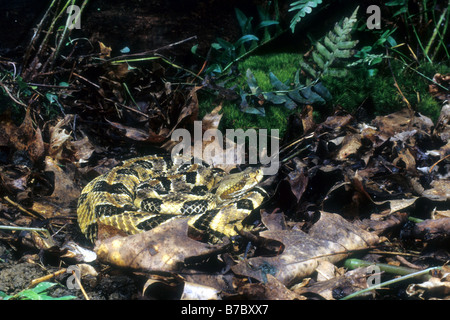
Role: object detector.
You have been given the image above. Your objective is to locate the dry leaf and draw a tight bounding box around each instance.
[236,274,304,300]
[98,41,112,58]
[232,212,379,286]
[44,156,80,206]
[0,107,44,163]
[95,217,223,272]
[336,133,362,160]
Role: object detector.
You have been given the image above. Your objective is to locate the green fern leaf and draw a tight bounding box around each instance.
[303,6,359,78]
[289,0,323,33]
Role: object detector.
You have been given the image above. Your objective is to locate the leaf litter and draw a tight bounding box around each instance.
[1,38,450,299]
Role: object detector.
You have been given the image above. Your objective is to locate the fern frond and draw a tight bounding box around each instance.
[289,0,323,33]
[302,6,359,78]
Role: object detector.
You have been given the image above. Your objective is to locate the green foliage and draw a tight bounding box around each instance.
[323,60,448,120]
[193,3,283,75]
[301,6,359,78]
[234,8,360,118]
[385,0,450,62]
[241,69,331,114]
[289,0,323,33]
[350,28,397,77]
[197,2,447,138]
[0,282,76,300]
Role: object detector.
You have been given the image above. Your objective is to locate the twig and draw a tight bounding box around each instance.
[0,80,27,107]
[72,72,100,89]
[53,0,90,68]
[22,0,58,71]
[71,268,90,300]
[340,266,442,300]
[107,36,198,62]
[103,97,149,118]
[111,54,202,80]
[429,153,450,173]
[3,196,41,219]
[28,269,67,288]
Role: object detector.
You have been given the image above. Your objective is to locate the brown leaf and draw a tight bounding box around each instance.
[392,147,416,172]
[164,103,243,172]
[292,266,375,300]
[48,116,74,160]
[44,156,80,206]
[371,108,433,139]
[98,41,112,59]
[433,102,450,142]
[411,218,450,241]
[232,212,378,286]
[106,119,160,142]
[236,274,304,300]
[95,217,223,271]
[0,108,44,163]
[336,133,362,160]
[318,113,353,132]
[30,200,76,222]
[71,135,95,164]
[300,105,316,133]
[428,73,450,102]
[285,168,308,203]
[422,179,450,201]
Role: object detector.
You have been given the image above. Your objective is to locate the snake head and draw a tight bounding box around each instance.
[215,167,264,202]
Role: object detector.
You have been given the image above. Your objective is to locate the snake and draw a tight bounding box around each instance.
[77,155,267,244]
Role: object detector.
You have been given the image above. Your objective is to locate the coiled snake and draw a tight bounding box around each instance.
[77,155,267,243]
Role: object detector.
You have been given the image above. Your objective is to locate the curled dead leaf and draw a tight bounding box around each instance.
[95,217,223,272]
[0,107,44,163]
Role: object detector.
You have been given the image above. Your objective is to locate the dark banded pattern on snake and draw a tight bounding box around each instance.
[77,155,266,243]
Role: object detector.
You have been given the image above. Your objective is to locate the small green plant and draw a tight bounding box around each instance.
[241,69,331,115]
[0,281,76,300]
[193,3,283,75]
[288,0,323,33]
[385,0,450,62]
[349,28,397,77]
[237,7,359,117]
[301,6,359,78]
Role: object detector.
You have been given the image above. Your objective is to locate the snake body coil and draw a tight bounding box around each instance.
[77,155,266,243]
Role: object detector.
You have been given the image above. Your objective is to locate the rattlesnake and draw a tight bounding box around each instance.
[77,155,267,243]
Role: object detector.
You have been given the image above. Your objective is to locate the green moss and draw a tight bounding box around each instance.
[198,53,303,136]
[198,94,290,136]
[323,59,448,121]
[237,53,301,91]
[198,53,449,139]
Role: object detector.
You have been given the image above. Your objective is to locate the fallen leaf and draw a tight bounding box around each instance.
[402,217,450,243]
[95,217,224,272]
[292,266,375,300]
[236,274,304,300]
[231,212,379,286]
[44,156,80,206]
[433,103,450,142]
[99,41,112,58]
[0,107,44,163]
[336,133,362,160]
[371,108,433,140]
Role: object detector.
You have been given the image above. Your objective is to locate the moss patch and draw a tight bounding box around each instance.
[198,53,449,137]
